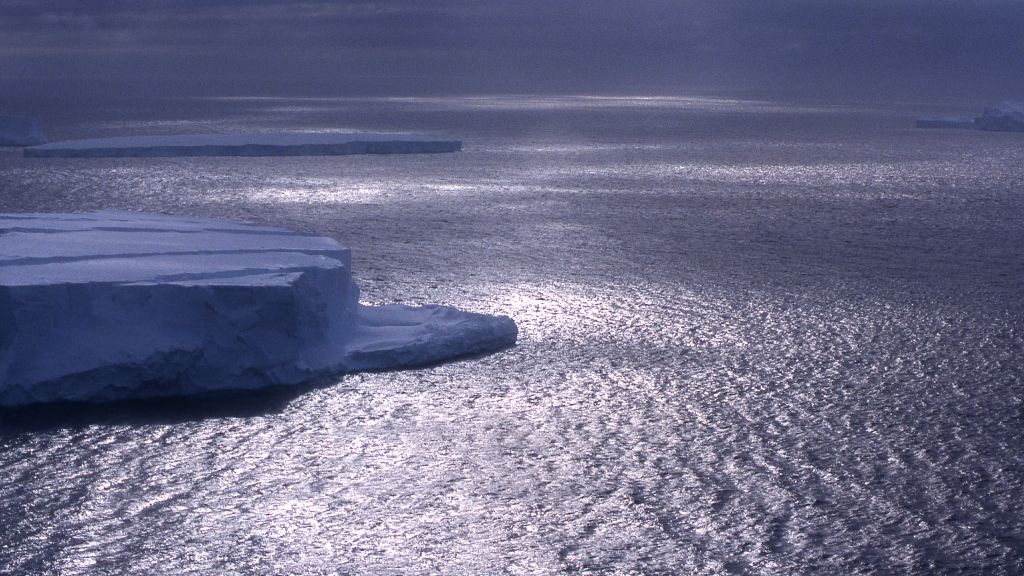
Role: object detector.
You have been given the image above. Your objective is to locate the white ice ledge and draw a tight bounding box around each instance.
[24,132,461,158]
[0,211,515,406]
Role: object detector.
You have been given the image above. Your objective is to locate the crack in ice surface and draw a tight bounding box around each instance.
[0,211,517,406]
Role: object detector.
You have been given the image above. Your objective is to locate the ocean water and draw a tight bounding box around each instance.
[1,95,1022,575]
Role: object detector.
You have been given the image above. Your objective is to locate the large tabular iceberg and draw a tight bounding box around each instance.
[24,132,461,158]
[0,116,47,147]
[0,212,516,406]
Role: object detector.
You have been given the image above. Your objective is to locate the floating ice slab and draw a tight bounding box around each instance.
[0,212,516,406]
[915,116,976,130]
[974,102,1024,132]
[0,116,47,146]
[24,132,461,158]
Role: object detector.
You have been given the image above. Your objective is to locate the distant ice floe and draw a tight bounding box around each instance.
[24,132,461,158]
[0,211,516,406]
[0,116,47,147]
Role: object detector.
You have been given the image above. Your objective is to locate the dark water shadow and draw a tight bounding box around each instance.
[0,377,334,434]
[0,344,517,434]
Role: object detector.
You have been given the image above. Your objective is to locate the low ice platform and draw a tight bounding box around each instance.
[24,132,462,158]
[0,211,515,406]
[915,116,976,130]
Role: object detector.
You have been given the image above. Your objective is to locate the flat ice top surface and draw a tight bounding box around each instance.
[0,211,349,287]
[29,132,454,150]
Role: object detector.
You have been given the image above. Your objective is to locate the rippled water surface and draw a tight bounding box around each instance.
[1,96,1023,575]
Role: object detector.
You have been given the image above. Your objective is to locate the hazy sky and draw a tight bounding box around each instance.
[2,0,1023,103]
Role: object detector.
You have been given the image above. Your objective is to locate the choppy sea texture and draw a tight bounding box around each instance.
[1,95,1022,575]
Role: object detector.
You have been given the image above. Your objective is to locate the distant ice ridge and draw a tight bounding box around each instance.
[0,116,47,146]
[24,132,461,158]
[0,212,516,406]
[974,101,1024,132]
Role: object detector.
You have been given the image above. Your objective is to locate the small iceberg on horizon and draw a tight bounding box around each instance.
[0,116,47,147]
[915,101,1024,132]
[24,132,461,158]
[974,101,1024,132]
[0,211,516,406]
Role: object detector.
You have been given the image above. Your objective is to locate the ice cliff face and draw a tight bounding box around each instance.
[0,116,47,147]
[974,102,1024,132]
[0,212,516,406]
[24,132,461,158]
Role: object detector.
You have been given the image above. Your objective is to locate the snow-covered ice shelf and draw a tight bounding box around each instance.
[0,116,47,147]
[0,211,516,406]
[24,132,461,158]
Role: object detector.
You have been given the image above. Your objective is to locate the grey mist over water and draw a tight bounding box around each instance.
[1,96,1023,574]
